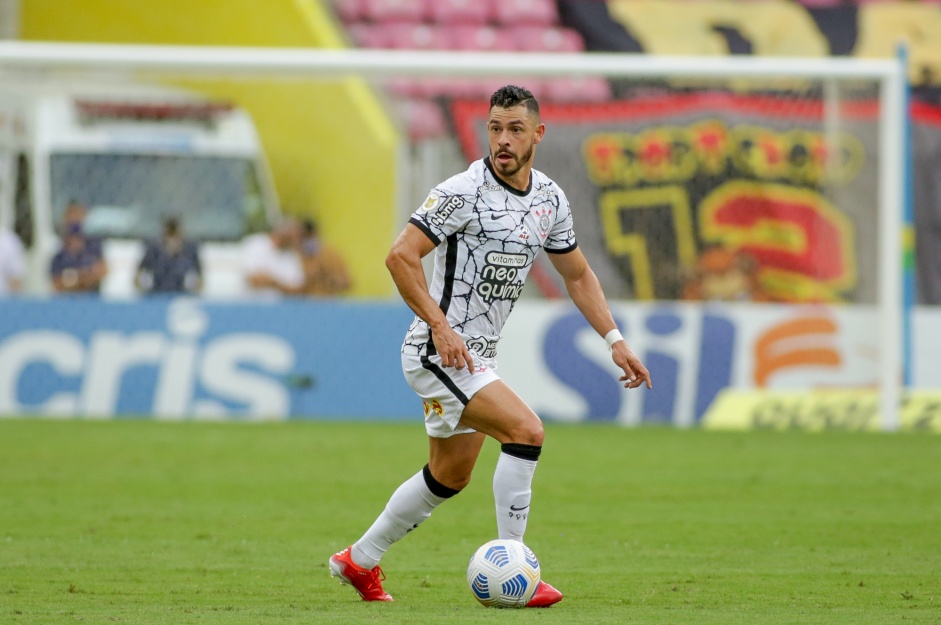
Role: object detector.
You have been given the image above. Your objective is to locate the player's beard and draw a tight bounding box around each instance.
[491,142,534,179]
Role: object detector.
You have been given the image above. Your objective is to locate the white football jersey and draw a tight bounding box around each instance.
[403,157,577,361]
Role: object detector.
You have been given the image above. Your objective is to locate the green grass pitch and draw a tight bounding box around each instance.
[1,419,939,624]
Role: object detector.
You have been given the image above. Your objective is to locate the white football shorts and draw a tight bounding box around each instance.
[401,350,500,438]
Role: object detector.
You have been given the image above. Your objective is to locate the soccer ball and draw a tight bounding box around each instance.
[466,539,541,608]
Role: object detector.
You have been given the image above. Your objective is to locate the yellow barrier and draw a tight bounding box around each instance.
[703,389,941,433]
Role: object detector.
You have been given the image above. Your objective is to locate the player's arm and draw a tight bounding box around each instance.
[187,244,203,293]
[325,248,352,294]
[548,247,651,389]
[80,256,107,290]
[50,256,80,293]
[135,243,155,292]
[6,236,24,292]
[386,223,475,372]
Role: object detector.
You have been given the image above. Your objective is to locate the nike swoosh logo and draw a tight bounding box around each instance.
[509,504,530,512]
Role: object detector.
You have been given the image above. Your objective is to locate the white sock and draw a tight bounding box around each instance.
[493,449,539,542]
[351,467,454,569]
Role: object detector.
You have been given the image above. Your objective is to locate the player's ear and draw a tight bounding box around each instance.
[534,122,546,144]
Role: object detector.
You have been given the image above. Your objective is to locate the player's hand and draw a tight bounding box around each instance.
[431,325,476,373]
[611,342,652,389]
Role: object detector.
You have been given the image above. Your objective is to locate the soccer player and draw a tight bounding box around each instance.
[329,85,652,606]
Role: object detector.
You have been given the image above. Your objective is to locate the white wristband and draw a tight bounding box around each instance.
[604,329,624,350]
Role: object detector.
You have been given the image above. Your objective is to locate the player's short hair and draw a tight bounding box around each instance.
[490,85,540,118]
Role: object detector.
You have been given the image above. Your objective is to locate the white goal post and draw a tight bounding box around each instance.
[0,41,907,430]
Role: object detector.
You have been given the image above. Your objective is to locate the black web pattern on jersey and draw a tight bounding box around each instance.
[402,162,571,358]
[450,182,560,337]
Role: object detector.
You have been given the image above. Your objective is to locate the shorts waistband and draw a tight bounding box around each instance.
[401,335,500,359]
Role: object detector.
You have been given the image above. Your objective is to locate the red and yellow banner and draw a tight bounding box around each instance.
[454,94,911,304]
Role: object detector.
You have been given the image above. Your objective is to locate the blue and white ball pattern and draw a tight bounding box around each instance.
[467,539,541,607]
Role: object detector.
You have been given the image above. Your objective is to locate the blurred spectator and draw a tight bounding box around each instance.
[60,200,103,257]
[0,225,25,296]
[50,222,107,294]
[301,218,352,296]
[682,246,770,302]
[241,217,305,297]
[135,217,202,295]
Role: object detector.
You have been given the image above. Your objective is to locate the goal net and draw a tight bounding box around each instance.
[0,42,906,429]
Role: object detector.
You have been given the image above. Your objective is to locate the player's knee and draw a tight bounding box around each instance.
[528,423,545,447]
[507,420,544,447]
[444,471,473,491]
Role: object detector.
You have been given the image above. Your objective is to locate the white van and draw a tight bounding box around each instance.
[0,75,280,298]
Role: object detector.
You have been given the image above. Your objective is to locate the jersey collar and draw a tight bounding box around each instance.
[484,156,532,197]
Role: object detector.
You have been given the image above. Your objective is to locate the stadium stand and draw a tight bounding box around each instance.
[448,24,511,51]
[361,0,428,24]
[346,21,388,48]
[542,75,612,103]
[383,22,450,49]
[491,0,560,27]
[381,23,451,98]
[332,0,366,22]
[512,25,585,53]
[392,97,448,141]
[329,0,613,139]
[427,0,493,25]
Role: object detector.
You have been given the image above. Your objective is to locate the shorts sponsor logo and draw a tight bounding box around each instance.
[428,195,464,227]
[423,398,444,417]
[478,251,527,304]
[466,336,498,359]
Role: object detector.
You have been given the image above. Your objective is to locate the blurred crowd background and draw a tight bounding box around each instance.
[1,0,940,305]
[2,0,940,425]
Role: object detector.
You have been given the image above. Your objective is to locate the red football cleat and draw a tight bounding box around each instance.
[526,580,563,607]
[329,547,394,602]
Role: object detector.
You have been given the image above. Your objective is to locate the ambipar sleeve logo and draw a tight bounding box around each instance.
[428,195,465,227]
